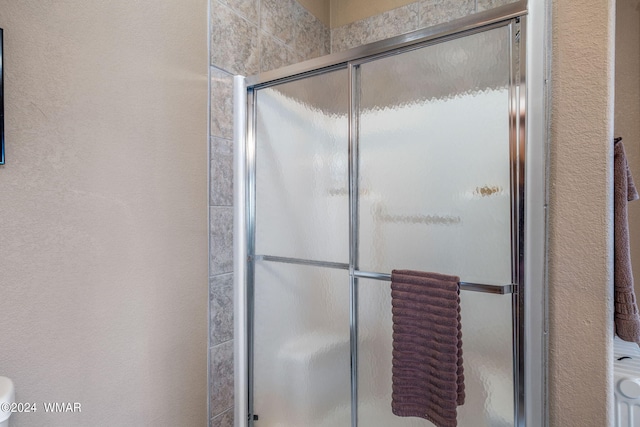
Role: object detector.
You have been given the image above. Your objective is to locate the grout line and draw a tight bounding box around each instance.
[208,204,235,209]
[209,270,235,276]
[210,338,235,348]
[210,64,235,77]
[209,135,234,143]
[210,272,234,278]
[217,0,258,28]
[209,405,234,424]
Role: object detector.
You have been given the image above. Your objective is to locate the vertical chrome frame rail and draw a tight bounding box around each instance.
[246,84,258,427]
[509,18,526,427]
[525,1,550,425]
[236,1,549,426]
[348,62,360,427]
[233,75,249,427]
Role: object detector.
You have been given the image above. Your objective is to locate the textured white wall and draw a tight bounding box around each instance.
[615,0,640,298]
[549,0,615,425]
[0,1,208,426]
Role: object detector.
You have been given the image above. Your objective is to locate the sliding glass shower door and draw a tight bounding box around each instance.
[247,18,523,427]
[252,69,352,426]
[355,26,516,427]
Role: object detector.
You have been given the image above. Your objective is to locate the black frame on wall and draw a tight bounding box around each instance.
[0,28,4,165]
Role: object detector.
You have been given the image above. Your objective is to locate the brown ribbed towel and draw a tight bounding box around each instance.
[391,270,464,427]
[614,139,640,343]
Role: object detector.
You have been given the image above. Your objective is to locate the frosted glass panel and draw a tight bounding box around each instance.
[357,278,514,426]
[255,69,349,263]
[357,26,512,285]
[250,24,519,427]
[253,261,351,426]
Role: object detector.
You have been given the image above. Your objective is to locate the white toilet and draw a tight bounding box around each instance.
[0,377,14,427]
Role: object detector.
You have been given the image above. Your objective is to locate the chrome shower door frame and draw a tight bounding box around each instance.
[234,1,548,426]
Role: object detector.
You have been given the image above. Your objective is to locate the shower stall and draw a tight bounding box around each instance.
[234,2,547,426]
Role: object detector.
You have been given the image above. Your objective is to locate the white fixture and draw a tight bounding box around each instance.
[0,377,14,427]
[615,337,640,426]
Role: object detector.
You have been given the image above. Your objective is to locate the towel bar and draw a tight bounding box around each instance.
[255,255,516,295]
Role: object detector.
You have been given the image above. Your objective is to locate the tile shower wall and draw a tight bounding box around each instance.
[208,1,329,425]
[209,0,518,424]
[331,0,519,53]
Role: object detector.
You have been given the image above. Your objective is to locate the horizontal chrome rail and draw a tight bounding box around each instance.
[355,271,515,294]
[256,255,349,270]
[255,254,516,295]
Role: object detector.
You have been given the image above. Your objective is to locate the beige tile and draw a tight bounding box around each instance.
[219,0,259,24]
[211,1,259,75]
[260,33,297,72]
[418,0,475,28]
[210,207,233,274]
[261,0,329,63]
[477,0,519,12]
[330,0,421,28]
[261,0,298,45]
[210,341,234,416]
[368,2,419,42]
[331,20,368,53]
[323,26,331,56]
[210,67,233,140]
[331,3,419,52]
[211,408,234,427]
[298,0,330,27]
[210,137,233,207]
[210,274,234,346]
[294,6,330,60]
